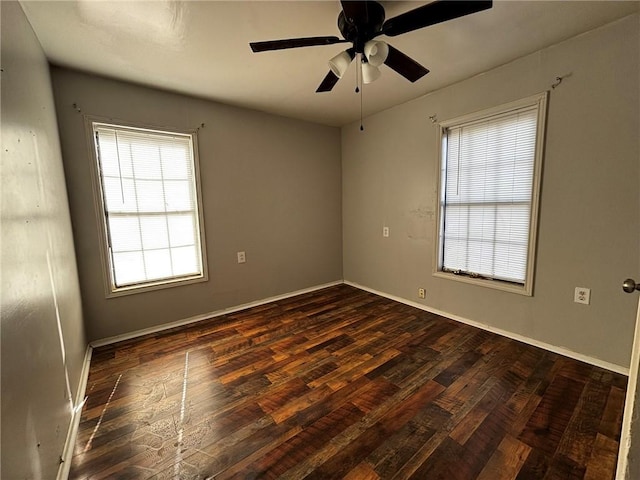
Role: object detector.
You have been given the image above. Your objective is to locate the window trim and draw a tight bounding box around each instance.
[85,116,208,298]
[433,92,548,296]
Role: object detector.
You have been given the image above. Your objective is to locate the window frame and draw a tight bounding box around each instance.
[85,116,208,298]
[433,92,548,296]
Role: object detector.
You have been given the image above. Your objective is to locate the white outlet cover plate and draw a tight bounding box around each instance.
[237,251,246,263]
[383,227,389,237]
[574,287,590,304]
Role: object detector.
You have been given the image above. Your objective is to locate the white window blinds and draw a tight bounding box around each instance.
[440,105,540,285]
[93,124,204,289]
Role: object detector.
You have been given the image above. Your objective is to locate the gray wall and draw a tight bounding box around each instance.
[342,14,639,369]
[1,2,87,478]
[51,68,343,342]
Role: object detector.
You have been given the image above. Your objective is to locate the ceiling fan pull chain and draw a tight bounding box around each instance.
[360,57,364,131]
[355,53,360,93]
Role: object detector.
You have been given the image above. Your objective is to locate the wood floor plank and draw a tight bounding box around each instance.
[448,375,524,479]
[368,403,449,478]
[476,434,531,480]
[389,376,500,479]
[407,435,464,480]
[556,380,609,466]
[302,379,446,479]
[69,284,627,480]
[518,374,586,456]
[226,402,366,479]
[542,454,586,480]
[599,385,626,439]
[515,448,551,480]
[343,461,381,480]
[584,433,619,480]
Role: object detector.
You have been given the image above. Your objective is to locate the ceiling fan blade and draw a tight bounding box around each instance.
[316,71,340,93]
[340,0,371,24]
[250,36,345,52]
[382,0,492,37]
[384,44,429,82]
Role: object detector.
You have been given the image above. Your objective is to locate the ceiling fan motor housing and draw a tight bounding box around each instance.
[337,1,385,53]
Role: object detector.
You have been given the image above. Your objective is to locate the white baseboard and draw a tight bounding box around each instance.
[345,281,629,376]
[57,344,93,480]
[90,280,344,348]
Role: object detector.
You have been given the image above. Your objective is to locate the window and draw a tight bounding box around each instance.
[90,121,207,295]
[435,93,547,295]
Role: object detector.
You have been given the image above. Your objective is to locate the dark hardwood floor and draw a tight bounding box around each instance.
[70,284,627,479]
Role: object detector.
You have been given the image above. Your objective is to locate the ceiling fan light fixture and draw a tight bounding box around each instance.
[361,61,381,84]
[329,50,353,78]
[364,40,389,67]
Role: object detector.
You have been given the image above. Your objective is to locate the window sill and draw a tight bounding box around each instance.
[433,271,533,296]
[105,273,208,298]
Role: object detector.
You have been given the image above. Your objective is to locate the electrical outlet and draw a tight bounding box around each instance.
[383,226,389,237]
[418,288,426,299]
[574,287,590,305]
[237,251,246,264]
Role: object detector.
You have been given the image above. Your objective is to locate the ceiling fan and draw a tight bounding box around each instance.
[250,0,493,93]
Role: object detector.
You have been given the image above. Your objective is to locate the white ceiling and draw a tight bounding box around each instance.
[20,1,639,127]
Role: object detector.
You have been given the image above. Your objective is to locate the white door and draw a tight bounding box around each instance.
[616,279,640,479]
